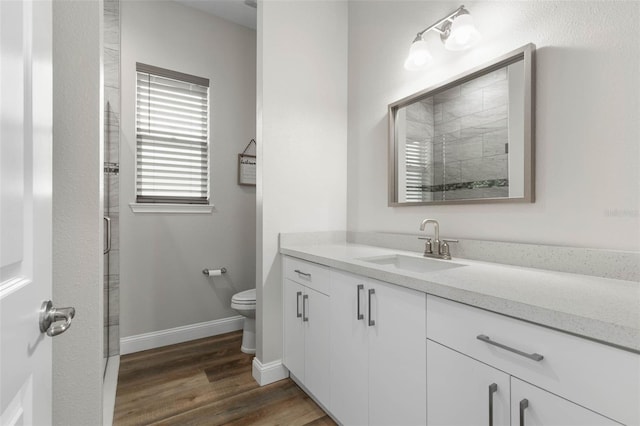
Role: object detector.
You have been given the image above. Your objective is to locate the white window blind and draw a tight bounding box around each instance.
[136,63,210,204]
[405,140,430,202]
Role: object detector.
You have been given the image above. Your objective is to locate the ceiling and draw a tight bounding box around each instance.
[175,0,257,30]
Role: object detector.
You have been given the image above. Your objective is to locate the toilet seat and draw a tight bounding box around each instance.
[231,289,256,308]
[232,301,256,307]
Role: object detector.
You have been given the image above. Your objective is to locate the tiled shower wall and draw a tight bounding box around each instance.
[104,0,120,358]
[432,68,509,200]
[406,67,510,201]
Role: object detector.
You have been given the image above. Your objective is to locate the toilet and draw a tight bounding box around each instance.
[231,288,256,354]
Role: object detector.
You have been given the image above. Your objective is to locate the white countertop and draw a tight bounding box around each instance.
[280,241,640,353]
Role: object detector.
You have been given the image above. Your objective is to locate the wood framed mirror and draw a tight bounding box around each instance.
[389,44,535,206]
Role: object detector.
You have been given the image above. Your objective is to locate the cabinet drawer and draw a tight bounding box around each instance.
[283,256,330,295]
[427,295,639,425]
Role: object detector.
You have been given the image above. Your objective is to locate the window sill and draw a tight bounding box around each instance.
[129,203,214,214]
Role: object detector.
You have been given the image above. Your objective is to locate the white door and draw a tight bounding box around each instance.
[427,339,510,426]
[510,378,621,426]
[330,271,369,426]
[368,280,426,426]
[0,0,55,424]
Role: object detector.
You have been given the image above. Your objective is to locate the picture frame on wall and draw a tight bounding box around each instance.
[238,153,256,186]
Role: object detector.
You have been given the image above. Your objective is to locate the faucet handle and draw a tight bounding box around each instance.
[440,239,458,260]
[418,237,433,255]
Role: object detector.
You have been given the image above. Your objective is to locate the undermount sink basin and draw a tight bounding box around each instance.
[359,254,465,274]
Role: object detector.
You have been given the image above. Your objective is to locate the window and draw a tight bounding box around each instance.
[405,139,431,202]
[135,63,209,204]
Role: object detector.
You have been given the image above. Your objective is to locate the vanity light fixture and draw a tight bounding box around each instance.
[404,37,433,70]
[404,5,481,70]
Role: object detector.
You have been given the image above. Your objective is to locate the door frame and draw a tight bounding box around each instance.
[51,0,105,424]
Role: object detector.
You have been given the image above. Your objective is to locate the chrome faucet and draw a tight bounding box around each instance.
[420,219,440,256]
[419,219,457,260]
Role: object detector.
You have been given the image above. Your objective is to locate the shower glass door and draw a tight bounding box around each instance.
[103,0,120,377]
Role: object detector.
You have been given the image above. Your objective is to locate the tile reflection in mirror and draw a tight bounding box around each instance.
[390,44,534,205]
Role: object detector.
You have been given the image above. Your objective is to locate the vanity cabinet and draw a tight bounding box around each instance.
[282,257,331,407]
[330,270,426,426]
[427,340,619,426]
[426,295,639,426]
[427,339,510,426]
[281,253,638,426]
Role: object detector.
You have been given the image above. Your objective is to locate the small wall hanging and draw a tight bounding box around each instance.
[238,139,256,186]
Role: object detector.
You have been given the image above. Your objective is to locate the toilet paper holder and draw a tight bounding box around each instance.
[202,267,227,276]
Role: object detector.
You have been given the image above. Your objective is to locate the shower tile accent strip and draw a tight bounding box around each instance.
[104,0,120,357]
[413,178,509,193]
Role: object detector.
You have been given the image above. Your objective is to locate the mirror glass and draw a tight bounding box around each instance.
[389,44,534,205]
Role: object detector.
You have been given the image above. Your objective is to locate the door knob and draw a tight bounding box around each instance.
[39,300,76,337]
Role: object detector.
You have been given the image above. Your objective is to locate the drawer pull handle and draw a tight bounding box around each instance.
[488,383,497,426]
[302,294,309,322]
[357,284,364,320]
[294,269,311,278]
[296,291,302,318]
[519,398,529,426]
[368,289,375,326]
[476,335,544,361]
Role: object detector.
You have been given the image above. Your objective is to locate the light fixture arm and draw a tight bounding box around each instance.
[414,5,467,40]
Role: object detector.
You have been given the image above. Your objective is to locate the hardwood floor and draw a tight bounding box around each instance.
[114,331,335,426]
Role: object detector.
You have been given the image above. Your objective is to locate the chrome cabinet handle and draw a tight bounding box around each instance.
[103,216,111,254]
[294,269,311,278]
[477,335,544,361]
[368,289,375,326]
[519,399,529,426]
[39,300,76,337]
[356,284,364,320]
[296,291,302,318]
[488,383,498,426]
[302,294,309,322]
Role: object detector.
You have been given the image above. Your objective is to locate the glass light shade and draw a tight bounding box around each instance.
[404,38,432,71]
[444,13,481,51]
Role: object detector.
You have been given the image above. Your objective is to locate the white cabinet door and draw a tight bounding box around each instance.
[283,279,305,381]
[369,280,426,426]
[304,287,331,408]
[330,271,369,426]
[427,340,510,426]
[510,378,621,426]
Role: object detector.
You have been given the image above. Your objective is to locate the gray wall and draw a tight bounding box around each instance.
[52,1,104,424]
[347,1,640,251]
[120,1,257,338]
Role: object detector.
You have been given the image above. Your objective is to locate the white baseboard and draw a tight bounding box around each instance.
[120,315,244,355]
[252,357,289,386]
